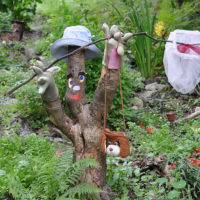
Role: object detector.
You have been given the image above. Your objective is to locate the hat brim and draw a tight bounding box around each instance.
[50,38,102,62]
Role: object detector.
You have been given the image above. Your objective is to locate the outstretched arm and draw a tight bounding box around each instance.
[91,24,132,123]
[32,66,74,141]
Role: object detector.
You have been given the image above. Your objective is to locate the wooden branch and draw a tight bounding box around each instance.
[4,37,108,96]
[5,32,200,96]
[43,99,74,141]
[173,110,200,124]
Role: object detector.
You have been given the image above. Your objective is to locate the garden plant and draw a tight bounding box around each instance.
[0,0,200,199]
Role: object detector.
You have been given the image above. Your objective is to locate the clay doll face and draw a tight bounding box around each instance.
[66,69,86,101]
[105,140,120,157]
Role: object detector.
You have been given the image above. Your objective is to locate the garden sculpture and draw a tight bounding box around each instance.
[32,23,132,199]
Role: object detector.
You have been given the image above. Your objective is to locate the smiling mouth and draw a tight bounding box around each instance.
[70,94,82,100]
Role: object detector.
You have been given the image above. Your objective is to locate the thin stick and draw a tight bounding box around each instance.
[132,32,200,45]
[5,32,200,96]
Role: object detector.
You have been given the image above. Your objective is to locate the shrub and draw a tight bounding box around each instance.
[0,0,42,22]
[0,135,102,200]
[124,0,157,78]
[0,12,12,32]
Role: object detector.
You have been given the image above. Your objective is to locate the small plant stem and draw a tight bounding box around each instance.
[5,32,200,96]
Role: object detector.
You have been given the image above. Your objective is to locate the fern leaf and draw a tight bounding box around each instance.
[65,183,104,200]
[65,158,100,186]
[56,196,79,200]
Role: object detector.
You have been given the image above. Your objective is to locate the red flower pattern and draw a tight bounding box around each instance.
[193,148,200,153]
[189,160,200,165]
[188,156,194,159]
[146,128,153,134]
[169,164,176,170]
[140,122,144,128]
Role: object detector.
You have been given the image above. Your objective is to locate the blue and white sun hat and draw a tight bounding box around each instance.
[50,25,102,62]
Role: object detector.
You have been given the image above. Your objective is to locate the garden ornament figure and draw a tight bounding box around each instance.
[32,23,132,198]
[102,24,132,67]
[99,23,132,83]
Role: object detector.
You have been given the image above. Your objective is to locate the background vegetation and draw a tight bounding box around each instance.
[0,0,200,199]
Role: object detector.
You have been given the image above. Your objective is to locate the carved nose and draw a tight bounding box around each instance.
[109,148,113,151]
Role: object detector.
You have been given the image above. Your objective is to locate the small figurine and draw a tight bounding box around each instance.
[99,128,130,158]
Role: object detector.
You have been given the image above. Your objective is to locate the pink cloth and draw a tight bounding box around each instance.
[177,44,200,55]
[108,48,122,69]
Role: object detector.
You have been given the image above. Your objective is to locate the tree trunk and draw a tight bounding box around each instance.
[66,46,109,190]
[40,44,120,199]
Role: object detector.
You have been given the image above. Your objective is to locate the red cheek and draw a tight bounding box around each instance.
[70,94,82,100]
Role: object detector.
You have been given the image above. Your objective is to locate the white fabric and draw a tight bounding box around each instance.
[164,29,200,94]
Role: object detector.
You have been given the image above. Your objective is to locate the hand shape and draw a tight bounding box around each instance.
[32,65,60,101]
[102,23,132,68]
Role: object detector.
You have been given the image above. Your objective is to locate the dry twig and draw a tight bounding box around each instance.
[173,110,200,124]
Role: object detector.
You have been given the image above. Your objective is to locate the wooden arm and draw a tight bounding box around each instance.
[43,98,74,142]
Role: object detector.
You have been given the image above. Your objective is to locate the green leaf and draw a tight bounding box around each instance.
[0,170,6,176]
[134,168,140,177]
[172,180,186,189]
[155,178,167,184]
[167,190,180,199]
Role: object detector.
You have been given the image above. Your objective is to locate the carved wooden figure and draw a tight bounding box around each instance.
[32,24,132,199]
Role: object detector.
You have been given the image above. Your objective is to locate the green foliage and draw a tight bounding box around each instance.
[127,108,200,157]
[0,65,47,129]
[0,41,25,70]
[107,157,133,195]
[0,42,10,69]
[0,12,11,32]
[107,154,198,199]
[125,0,157,78]
[0,0,42,22]
[0,135,103,200]
[157,0,200,31]
[169,155,200,198]
[2,1,200,199]
[16,83,48,129]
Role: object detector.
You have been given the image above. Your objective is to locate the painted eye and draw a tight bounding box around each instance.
[68,78,73,88]
[114,142,118,145]
[108,141,111,145]
[79,75,84,83]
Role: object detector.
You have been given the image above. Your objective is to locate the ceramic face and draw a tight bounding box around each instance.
[66,69,86,101]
